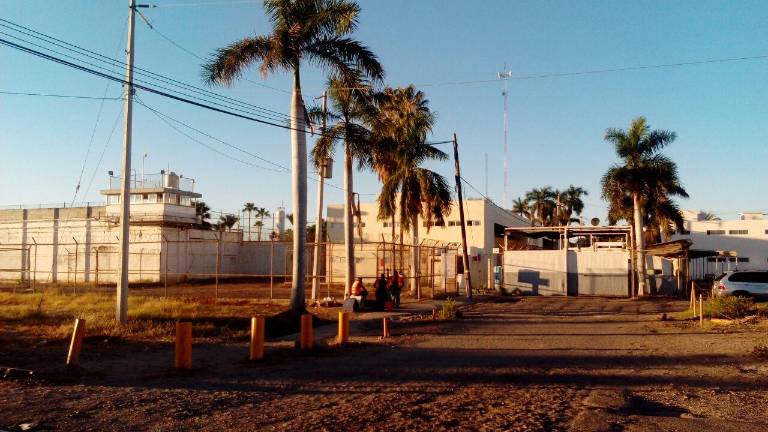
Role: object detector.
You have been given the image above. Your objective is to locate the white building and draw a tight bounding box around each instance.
[325,198,530,288]
[673,210,768,277]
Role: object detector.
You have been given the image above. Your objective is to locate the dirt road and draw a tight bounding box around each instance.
[2,296,767,431]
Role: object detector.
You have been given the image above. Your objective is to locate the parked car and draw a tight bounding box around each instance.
[713,271,768,298]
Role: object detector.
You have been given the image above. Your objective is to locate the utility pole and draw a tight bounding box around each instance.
[497,67,512,209]
[116,0,148,323]
[311,90,327,301]
[453,133,472,299]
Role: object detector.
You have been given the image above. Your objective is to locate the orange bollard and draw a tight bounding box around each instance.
[300,314,313,349]
[338,311,350,344]
[175,322,192,369]
[382,317,390,338]
[250,315,265,360]
[66,318,86,366]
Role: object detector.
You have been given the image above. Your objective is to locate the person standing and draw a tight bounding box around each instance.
[390,270,402,308]
[374,273,388,311]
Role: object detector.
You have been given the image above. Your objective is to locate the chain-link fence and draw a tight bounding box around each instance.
[0,238,460,300]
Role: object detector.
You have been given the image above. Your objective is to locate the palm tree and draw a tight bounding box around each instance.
[310,75,377,297]
[218,214,240,232]
[557,185,588,225]
[601,117,688,296]
[253,207,270,240]
[511,197,534,226]
[195,201,212,229]
[243,202,256,240]
[526,187,556,226]
[203,0,384,313]
[701,211,721,221]
[372,86,452,296]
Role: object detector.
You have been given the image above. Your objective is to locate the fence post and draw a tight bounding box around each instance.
[699,294,704,328]
[73,238,78,295]
[300,314,313,349]
[31,238,38,293]
[164,237,169,298]
[94,248,99,287]
[269,238,274,300]
[215,236,221,301]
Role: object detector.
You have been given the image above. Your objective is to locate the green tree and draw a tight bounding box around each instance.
[511,197,534,227]
[556,185,588,225]
[372,86,452,296]
[218,214,240,232]
[253,207,270,240]
[601,117,688,296]
[243,202,256,240]
[203,0,384,313]
[310,75,378,297]
[195,201,212,229]
[526,187,556,226]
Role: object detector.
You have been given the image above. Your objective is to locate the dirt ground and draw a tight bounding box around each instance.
[1,296,767,431]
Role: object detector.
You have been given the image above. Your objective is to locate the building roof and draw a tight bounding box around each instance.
[505,225,631,239]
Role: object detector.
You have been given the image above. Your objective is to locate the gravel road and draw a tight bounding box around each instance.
[1,296,766,431]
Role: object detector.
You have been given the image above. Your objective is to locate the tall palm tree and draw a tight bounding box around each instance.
[203,0,384,313]
[511,197,534,226]
[253,220,264,240]
[310,75,377,297]
[601,117,688,296]
[701,211,721,221]
[253,207,270,240]
[526,187,556,226]
[243,202,256,240]
[372,86,452,296]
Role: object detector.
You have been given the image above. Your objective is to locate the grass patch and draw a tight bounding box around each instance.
[674,296,768,321]
[438,297,457,320]
[0,290,290,342]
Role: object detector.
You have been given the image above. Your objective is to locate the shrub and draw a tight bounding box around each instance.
[708,296,756,319]
[439,297,457,320]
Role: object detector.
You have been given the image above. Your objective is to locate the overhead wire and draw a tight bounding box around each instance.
[0,90,121,100]
[0,18,295,123]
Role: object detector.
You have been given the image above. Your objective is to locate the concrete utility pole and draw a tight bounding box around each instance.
[453,133,472,299]
[311,90,327,301]
[497,67,512,209]
[116,0,144,323]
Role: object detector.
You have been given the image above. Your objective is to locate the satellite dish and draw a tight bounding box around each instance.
[590,217,600,227]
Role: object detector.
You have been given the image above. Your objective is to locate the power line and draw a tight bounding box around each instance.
[136,96,285,172]
[0,18,295,122]
[137,97,282,172]
[0,90,122,100]
[154,0,261,7]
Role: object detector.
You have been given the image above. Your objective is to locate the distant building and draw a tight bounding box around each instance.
[326,198,530,288]
[673,209,768,277]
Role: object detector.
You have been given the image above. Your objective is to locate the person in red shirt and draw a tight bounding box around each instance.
[351,277,368,306]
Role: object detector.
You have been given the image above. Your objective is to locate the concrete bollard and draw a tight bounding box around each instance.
[300,314,313,349]
[250,316,265,360]
[690,282,696,311]
[432,308,439,320]
[66,318,86,366]
[175,322,192,369]
[382,317,390,338]
[699,294,704,328]
[338,311,350,345]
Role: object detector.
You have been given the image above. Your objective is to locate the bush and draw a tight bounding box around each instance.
[708,296,756,319]
[439,297,457,320]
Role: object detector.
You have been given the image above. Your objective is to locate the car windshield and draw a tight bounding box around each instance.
[714,273,728,282]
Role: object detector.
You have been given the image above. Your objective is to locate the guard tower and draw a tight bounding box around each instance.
[101,170,202,226]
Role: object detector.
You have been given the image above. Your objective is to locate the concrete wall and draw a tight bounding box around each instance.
[503,248,630,297]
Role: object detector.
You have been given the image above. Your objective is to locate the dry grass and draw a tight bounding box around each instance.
[0,291,290,342]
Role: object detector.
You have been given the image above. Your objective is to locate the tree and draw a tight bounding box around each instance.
[556,185,588,225]
[243,202,256,240]
[701,211,721,221]
[310,75,378,297]
[254,207,270,240]
[526,187,556,226]
[372,86,452,296]
[195,201,212,229]
[203,0,384,313]
[218,214,240,232]
[601,117,688,296]
[511,197,534,226]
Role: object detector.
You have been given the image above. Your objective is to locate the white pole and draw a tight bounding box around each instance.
[116,0,137,324]
[498,67,512,208]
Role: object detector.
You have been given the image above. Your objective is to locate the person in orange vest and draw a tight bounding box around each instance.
[351,277,367,307]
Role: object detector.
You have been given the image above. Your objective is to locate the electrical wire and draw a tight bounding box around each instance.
[0,18,295,122]
[0,90,122,100]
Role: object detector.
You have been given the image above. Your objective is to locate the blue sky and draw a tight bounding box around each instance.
[1,0,766,223]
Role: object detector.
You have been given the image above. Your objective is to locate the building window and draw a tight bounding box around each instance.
[107,195,120,205]
[354,222,366,228]
[706,230,725,235]
[468,220,481,226]
[765,229,768,234]
[729,229,748,235]
[737,257,749,263]
[448,221,460,227]
[423,221,446,228]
